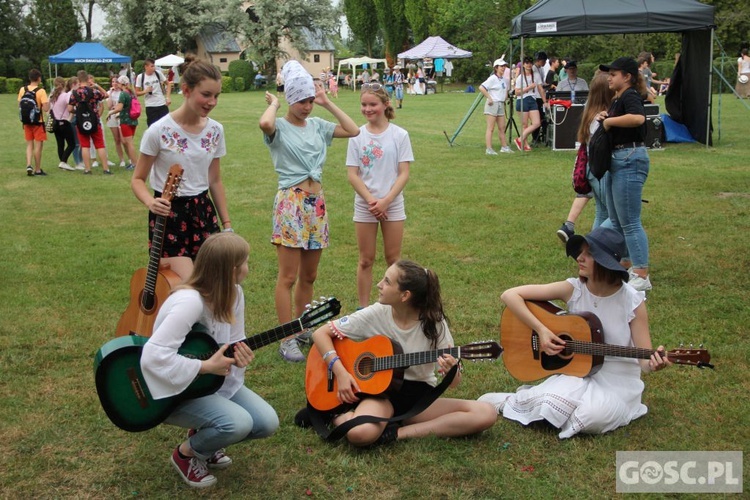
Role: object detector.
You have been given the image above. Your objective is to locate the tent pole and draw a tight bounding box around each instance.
[706,28,714,148]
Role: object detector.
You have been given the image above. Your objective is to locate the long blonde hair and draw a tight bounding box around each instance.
[180,232,250,323]
[577,72,615,144]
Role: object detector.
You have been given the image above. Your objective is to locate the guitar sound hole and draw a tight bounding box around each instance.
[354,354,375,380]
[141,292,155,312]
[541,334,574,370]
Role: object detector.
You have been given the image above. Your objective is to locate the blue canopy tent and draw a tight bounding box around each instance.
[48,42,132,76]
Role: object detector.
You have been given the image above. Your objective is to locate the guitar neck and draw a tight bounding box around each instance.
[374,346,461,372]
[142,215,168,298]
[567,340,656,361]
[241,319,304,352]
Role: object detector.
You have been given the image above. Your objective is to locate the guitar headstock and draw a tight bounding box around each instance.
[461,341,503,361]
[161,164,184,202]
[666,347,714,369]
[300,297,342,330]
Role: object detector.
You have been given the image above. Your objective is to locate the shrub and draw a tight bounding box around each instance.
[0,77,6,94]
[0,59,6,77]
[221,76,233,93]
[228,59,252,90]
[12,58,33,80]
[6,78,23,94]
[234,77,245,92]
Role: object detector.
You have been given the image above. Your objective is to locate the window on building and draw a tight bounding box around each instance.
[220,58,228,63]
[314,54,320,63]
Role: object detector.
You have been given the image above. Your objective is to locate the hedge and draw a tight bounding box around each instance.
[234,77,245,92]
[6,78,23,94]
[221,76,233,93]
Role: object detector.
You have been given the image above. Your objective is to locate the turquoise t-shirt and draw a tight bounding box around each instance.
[264,117,336,189]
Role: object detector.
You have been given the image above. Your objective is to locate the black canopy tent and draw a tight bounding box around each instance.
[510,0,715,145]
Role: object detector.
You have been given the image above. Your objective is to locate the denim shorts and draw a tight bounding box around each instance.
[515,95,539,112]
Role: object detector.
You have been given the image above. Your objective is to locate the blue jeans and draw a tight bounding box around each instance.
[587,168,611,230]
[165,386,279,461]
[604,146,650,268]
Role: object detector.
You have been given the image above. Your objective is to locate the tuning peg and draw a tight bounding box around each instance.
[311,300,319,307]
[679,342,684,348]
[690,343,693,348]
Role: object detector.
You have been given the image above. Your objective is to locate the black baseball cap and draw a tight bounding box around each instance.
[564,60,578,69]
[599,57,639,78]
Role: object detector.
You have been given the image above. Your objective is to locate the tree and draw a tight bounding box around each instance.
[404,0,431,43]
[102,0,218,59]
[342,0,378,57]
[72,0,96,41]
[27,0,81,66]
[0,0,29,72]
[242,0,339,69]
[373,0,409,63]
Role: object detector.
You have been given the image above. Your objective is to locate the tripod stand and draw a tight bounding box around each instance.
[505,94,520,141]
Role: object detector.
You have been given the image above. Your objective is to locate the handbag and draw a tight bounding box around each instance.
[572,142,592,194]
[46,110,55,133]
[588,124,612,180]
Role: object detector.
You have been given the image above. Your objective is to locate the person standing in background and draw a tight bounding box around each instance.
[479,58,512,155]
[18,69,50,176]
[136,58,172,126]
[49,76,76,172]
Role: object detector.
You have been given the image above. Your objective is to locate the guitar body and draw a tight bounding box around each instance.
[305,336,404,412]
[500,300,604,381]
[94,325,224,432]
[115,266,181,337]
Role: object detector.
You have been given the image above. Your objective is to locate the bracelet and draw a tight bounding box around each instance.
[322,349,337,361]
[327,356,340,372]
[222,228,234,233]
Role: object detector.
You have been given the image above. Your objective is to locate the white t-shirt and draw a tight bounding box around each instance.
[140,114,226,196]
[515,71,543,99]
[346,123,413,204]
[141,286,246,400]
[136,70,168,107]
[331,303,453,386]
[480,73,509,102]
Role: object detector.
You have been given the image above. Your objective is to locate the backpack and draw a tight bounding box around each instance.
[588,124,612,180]
[19,86,42,124]
[75,87,98,135]
[128,91,141,119]
[138,70,163,93]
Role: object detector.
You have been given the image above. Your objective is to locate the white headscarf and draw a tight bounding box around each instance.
[282,60,315,105]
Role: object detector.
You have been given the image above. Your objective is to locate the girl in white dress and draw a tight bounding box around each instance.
[480,227,669,439]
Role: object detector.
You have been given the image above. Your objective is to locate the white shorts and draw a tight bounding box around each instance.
[353,196,406,223]
[484,101,505,117]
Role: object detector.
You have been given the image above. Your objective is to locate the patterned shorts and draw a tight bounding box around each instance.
[271,187,329,250]
[148,190,220,259]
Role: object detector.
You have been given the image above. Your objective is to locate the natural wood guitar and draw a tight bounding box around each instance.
[305,336,502,412]
[115,164,183,337]
[500,300,713,381]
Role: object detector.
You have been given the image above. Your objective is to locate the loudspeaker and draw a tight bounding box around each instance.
[551,104,584,150]
[645,115,664,149]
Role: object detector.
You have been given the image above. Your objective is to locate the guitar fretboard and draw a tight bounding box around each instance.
[567,340,657,360]
[142,215,167,303]
[372,346,461,372]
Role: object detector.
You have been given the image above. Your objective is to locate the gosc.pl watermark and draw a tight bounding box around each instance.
[616,451,742,493]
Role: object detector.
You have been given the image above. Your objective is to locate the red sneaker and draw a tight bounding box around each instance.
[524,143,532,151]
[170,446,217,488]
[187,429,233,469]
[514,138,523,151]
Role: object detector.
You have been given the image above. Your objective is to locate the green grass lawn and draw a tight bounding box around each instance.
[0,88,748,498]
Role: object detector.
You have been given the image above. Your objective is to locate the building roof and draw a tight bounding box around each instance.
[199,24,241,53]
[298,27,334,52]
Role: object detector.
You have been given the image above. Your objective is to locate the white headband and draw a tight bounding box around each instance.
[282,61,315,105]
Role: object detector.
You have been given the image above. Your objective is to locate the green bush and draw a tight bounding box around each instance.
[221,76,233,93]
[228,59,252,90]
[0,60,6,78]
[6,78,23,94]
[234,77,245,92]
[0,77,6,94]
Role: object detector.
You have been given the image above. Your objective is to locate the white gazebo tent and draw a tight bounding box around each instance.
[154,54,184,68]
[336,56,388,90]
[397,36,472,60]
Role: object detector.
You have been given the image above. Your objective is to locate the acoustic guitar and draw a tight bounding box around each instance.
[96,297,341,432]
[500,300,713,382]
[115,164,183,337]
[305,336,503,412]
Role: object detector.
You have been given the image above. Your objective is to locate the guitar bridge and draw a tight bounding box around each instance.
[531,332,540,360]
[127,368,150,409]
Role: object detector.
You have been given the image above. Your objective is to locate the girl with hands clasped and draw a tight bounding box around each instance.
[302,260,497,447]
[260,60,359,363]
[140,232,279,488]
[346,82,412,308]
[479,227,669,439]
[131,55,233,282]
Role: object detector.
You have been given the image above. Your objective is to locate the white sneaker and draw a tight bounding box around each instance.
[92,161,100,168]
[485,148,498,155]
[477,393,512,414]
[74,163,85,171]
[500,146,513,153]
[629,274,652,292]
[119,160,126,168]
[107,160,115,167]
[59,162,75,171]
